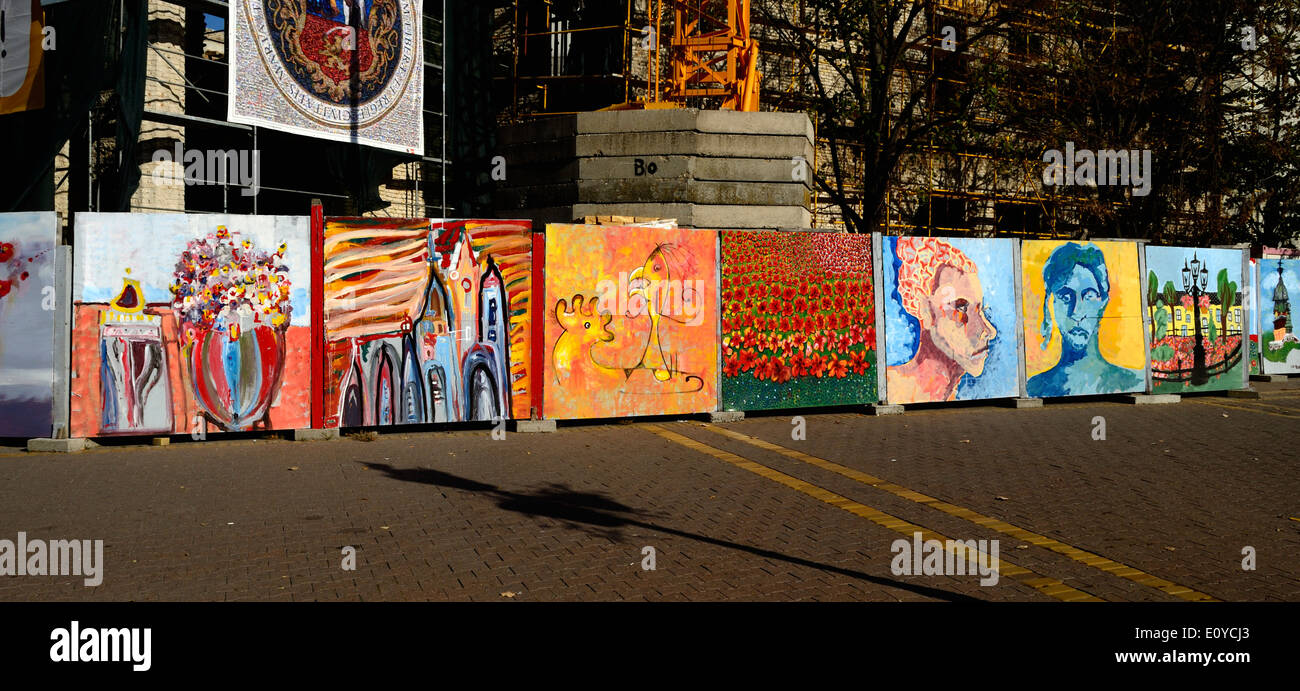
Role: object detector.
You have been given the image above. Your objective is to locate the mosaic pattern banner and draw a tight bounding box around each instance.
[1145,246,1246,393]
[322,218,532,426]
[1022,240,1146,397]
[70,214,313,437]
[229,0,424,154]
[884,237,1019,404]
[1257,258,1300,375]
[0,212,58,437]
[719,231,876,410]
[544,224,718,419]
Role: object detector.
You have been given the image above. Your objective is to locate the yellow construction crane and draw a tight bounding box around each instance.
[646,0,761,111]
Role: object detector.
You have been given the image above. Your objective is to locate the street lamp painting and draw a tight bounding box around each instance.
[1145,246,1246,392]
[1182,253,1210,386]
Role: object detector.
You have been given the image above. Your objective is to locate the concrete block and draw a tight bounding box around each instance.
[1226,388,1261,399]
[576,132,813,161]
[152,437,170,446]
[690,204,812,230]
[500,180,808,209]
[693,157,814,186]
[696,110,816,141]
[293,428,340,441]
[868,404,905,416]
[576,109,701,135]
[709,411,745,423]
[27,438,97,453]
[1126,394,1181,405]
[1005,398,1044,408]
[514,419,557,433]
[1250,374,1288,382]
[573,109,815,142]
[577,156,693,181]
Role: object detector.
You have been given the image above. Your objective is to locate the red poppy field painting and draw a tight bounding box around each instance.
[720,231,878,411]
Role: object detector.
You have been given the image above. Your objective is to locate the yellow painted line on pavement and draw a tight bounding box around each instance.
[641,423,1103,602]
[1184,398,1300,419]
[695,422,1219,603]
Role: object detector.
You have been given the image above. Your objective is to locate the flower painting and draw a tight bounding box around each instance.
[71,214,312,437]
[720,230,877,410]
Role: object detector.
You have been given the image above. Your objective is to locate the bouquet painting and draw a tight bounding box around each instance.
[170,226,292,431]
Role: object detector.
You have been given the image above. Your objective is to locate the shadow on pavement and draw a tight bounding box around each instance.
[362,462,983,602]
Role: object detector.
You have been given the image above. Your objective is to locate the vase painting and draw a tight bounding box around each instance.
[71,214,312,438]
[185,324,287,431]
[171,225,294,432]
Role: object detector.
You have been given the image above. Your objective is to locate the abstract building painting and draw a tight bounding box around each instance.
[1145,246,1246,392]
[71,214,312,437]
[0,212,57,437]
[544,224,718,419]
[1022,240,1146,397]
[720,231,876,410]
[323,218,532,426]
[229,0,424,154]
[884,237,1018,404]
[1257,258,1300,374]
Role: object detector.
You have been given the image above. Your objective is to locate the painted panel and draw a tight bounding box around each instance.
[71,214,312,437]
[719,231,877,410]
[1022,240,1146,397]
[1144,246,1246,393]
[543,224,718,419]
[0,212,57,437]
[322,218,532,426]
[228,0,424,154]
[1248,259,1261,376]
[0,0,46,115]
[883,236,1018,404]
[1257,258,1300,374]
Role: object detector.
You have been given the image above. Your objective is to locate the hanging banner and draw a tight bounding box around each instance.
[228,0,424,154]
[0,0,46,115]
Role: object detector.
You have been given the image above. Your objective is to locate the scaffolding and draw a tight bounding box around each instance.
[504,0,760,117]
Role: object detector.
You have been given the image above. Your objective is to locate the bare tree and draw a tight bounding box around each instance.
[754,0,1056,233]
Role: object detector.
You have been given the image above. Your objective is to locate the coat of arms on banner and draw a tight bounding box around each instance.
[230,0,423,154]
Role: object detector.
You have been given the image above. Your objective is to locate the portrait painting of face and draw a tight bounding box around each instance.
[1022,240,1145,397]
[884,237,1017,404]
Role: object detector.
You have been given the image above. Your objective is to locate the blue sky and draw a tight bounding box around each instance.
[1145,246,1243,297]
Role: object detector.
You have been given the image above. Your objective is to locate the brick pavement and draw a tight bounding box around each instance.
[0,382,1296,602]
